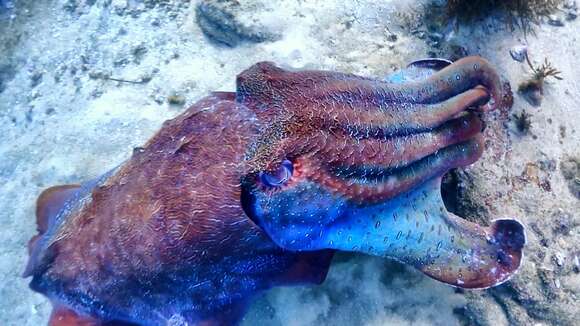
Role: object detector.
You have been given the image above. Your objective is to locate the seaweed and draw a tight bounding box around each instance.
[441,0,564,34]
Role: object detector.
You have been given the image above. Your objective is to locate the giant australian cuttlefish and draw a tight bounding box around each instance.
[24,56,525,325]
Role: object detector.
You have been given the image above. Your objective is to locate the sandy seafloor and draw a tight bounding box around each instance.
[0,0,579,325]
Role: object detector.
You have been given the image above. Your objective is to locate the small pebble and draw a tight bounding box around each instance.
[30,71,43,87]
[548,15,564,27]
[428,32,443,42]
[386,33,397,42]
[412,30,427,39]
[167,93,186,106]
[509,45,528,62]
[154,94,165,104]
[553,252,565,266]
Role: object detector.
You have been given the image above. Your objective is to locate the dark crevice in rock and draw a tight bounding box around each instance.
[441,168,490,225]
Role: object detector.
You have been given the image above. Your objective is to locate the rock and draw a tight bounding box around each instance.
[0,64,15,93]
[441,169,490,225]
[553,252,565,267]
[412,30,427,39]
[564,0,578,20]
[143,0,170,9]
[518,79,543,107]
[153,94,165,104]
[88,69,111,80]
[560,156,580,199]
[552,210,576,235]
[195,0,279,47]
[131,43,148,64]
[29,71,43,88]
[62,0,96,15]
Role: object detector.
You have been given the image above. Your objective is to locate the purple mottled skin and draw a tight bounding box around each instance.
[25,56,524,325]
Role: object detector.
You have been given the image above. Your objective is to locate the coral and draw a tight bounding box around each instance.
[512,110,533,134]
[518,54,562,106]
[524,54,563,84]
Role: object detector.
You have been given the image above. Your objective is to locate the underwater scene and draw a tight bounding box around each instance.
[0,0,579,325]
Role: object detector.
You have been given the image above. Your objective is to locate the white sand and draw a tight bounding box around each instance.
[0,1,578,325]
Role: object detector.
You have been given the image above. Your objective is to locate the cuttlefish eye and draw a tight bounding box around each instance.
[259,159,293,187]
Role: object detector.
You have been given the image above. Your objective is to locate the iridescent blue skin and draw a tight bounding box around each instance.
[25,56,525,325]
[250,177,524,289]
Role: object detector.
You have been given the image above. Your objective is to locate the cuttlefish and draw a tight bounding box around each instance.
[24,56,525,325]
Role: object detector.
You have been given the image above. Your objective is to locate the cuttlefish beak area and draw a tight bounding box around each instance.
[242,56,525,289]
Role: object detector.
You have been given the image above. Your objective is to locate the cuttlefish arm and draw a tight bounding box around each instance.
[249,177,524,288]
[241,56,525,289]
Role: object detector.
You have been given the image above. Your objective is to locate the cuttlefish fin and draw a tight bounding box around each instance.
[49,306,101,326]
[273,250,334,286]
[49,305,131,326]
[24,184,80,277]
[35,185,80,234]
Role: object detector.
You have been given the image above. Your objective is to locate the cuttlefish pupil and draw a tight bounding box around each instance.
[259,159,293,187]
[24,56,524,325]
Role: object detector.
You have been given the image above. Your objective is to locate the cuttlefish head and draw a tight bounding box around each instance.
[239,56,525,289]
